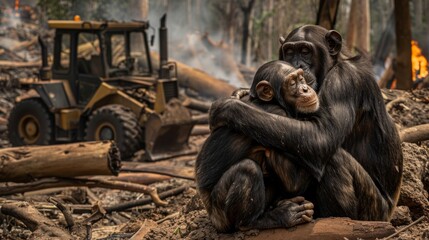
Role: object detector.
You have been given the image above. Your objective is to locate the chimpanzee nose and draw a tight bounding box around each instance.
[302,85,308,92]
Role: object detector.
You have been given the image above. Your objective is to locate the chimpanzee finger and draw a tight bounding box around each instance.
[296,210,314,222]
[292,202,314,213]
[294,68,304,75]
[287,196,305,204]
[301,214,313,222]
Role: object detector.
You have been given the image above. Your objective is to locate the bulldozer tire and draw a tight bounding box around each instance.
[8,98,54,146]
[85,105,142,159]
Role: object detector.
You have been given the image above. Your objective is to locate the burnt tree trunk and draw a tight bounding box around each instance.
[239,0,255,65]
[0,141,120,182]
[316,0,340,30]
[394,0,413,89]
[346,0,370,52]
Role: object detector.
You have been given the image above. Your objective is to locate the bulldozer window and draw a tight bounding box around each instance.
[130,32,150,75]
[59,33,70,71]
[77,32,101,75]
[109,34,126,68]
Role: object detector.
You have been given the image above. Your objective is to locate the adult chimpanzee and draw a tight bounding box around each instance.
[209,25,403,221]
[196,61,316,233]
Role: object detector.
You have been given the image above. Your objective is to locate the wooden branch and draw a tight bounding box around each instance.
[48,197,76,231]
[151,51,236,99]
[1,201,74,240]
[0,177,167,206]
[400,123,429,143]
[0,60,41,68]
[129,219,158,240]
[384,216,425,239]
[104,185,187,213]
[246,217,395,240]
[122,161,195,180]
[386,96,407,112]
[0,141,121,182]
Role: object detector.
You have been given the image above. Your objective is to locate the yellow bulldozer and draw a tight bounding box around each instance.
[7,14,196,161]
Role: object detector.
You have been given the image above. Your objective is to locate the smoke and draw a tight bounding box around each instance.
[146,1,248,88]
[84,1,248,88]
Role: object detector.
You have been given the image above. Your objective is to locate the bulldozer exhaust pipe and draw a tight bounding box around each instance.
[159,14,170,79]
[38,35,51,80]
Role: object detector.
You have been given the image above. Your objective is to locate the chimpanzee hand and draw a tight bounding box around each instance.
[231,88,250,99]
[274,196,314,228]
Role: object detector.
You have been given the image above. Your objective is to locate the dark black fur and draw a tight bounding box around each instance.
[196,61,314,232]
[209,25,403,221]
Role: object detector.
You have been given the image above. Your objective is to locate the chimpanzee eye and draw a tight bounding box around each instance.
[290,80,296,86]
[285,48,294,55]
[301,47,310,55]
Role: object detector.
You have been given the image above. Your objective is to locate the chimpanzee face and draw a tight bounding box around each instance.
[280,69,319,114]
[280,41,318,90]
[279,25,343,92]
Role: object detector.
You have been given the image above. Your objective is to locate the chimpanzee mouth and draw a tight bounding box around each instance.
[297,98,320,113]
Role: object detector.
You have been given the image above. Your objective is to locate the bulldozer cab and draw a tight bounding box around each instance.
[50,20,153,106]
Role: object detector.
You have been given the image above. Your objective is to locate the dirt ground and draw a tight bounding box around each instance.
[0,88,429,240]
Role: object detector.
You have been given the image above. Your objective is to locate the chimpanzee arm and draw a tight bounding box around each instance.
[209,77,356,180]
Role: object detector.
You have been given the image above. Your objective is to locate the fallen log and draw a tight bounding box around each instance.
[183,97,212,113]
[191,114,209,124]
[151,51,236,99]
[191,124,210,136]
[1,201,74,240]
[122,160,195,180]
[246,217,395,240]
[0,177,167,206]
[0,60,41,68]
[400,123,429,143]
[0,141,121,182]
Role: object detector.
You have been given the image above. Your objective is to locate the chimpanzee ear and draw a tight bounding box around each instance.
[256,80,274,102]
[279,36,286,45]
[325,30,342,56]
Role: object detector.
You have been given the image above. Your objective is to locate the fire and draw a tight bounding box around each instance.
[411,40,428,80]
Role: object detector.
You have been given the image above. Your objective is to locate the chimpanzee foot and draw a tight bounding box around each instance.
[275,196,314,228]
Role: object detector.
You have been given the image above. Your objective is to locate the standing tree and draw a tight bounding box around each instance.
[239,0,256,65]
[316,0,340,30]
[346,0,370,52]
[394,0,413,89]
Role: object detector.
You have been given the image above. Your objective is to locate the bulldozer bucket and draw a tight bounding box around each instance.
[144,100,197,161]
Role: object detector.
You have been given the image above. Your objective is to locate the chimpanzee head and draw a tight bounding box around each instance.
[250,60,319,114]
[278,25,343,91]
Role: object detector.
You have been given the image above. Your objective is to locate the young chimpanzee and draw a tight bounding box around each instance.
[196,61,317,233]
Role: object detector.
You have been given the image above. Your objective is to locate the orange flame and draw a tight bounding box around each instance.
[411,40,428,80]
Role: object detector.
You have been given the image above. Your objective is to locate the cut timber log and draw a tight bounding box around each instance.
[245,217,395,240]
[0,141,121,182]
[0,60,41,68]
[151,51,236,99]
